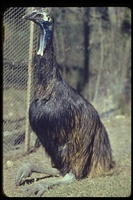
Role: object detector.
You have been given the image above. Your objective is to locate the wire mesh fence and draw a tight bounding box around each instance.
[3,7,39,154]
[3,7,131,156]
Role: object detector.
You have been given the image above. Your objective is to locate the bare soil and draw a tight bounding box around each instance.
[3,114,131,197]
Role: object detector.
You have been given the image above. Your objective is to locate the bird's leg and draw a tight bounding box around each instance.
[16,162,60,186]
[26,171,76,197]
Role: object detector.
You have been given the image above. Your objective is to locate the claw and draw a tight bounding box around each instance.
[16,163,32,186]
[26,182,47,197]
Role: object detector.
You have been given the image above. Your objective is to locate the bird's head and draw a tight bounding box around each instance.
[23,8,53,29]
[23,8,54,56]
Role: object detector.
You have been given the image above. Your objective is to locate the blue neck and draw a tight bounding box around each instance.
[37,24,53,56]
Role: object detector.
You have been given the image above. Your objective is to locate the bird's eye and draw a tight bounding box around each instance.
[37,14,43,18]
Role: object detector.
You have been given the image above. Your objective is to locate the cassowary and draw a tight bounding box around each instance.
[16,8,115,197]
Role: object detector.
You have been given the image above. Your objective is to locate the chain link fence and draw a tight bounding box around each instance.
[3,7,39,154]
[3,7,131,156]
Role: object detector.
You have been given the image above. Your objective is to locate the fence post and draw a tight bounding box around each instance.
[24,12,34,154]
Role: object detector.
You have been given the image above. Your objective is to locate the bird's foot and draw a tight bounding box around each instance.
[16,163,33,186]
[26,182,48,197]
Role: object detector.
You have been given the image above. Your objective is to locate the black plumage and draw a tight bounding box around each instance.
[28,8,115,178]
[16,7,115,196]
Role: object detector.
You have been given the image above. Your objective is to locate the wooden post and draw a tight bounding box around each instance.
[93,20,104,103]
[24,11,34,154]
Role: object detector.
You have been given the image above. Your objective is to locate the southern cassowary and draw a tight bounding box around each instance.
[16,7,115,197]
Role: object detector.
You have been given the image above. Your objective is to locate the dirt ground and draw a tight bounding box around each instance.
[3,114,131,197]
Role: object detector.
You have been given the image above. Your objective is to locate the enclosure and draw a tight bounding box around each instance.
[3,7,131,197]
